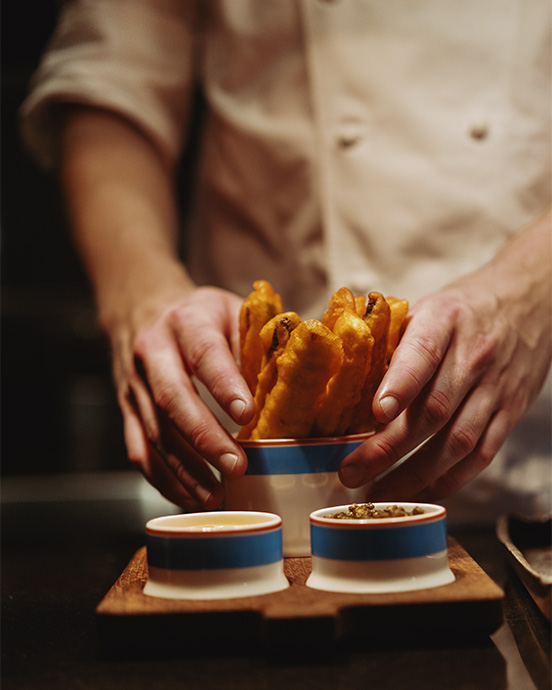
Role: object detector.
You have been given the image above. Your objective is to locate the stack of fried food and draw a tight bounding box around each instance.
[238,280,408,440]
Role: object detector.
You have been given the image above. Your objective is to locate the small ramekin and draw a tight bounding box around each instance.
[224,433,372,556]
[306,502,455,593]
[143,511,289,600]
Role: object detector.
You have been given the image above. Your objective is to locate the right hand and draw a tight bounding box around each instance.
[109,284,255,511]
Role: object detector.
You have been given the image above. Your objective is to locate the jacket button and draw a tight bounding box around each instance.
[337,133,362,148]
[469,123,489,141]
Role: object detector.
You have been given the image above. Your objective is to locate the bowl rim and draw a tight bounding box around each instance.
[146,511,282,536]
[310,502,447,527]
[237,431,374,448]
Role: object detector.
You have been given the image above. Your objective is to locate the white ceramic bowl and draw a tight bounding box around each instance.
[143,511,289,600]
[306,502,455,593]
[224,434,372,557]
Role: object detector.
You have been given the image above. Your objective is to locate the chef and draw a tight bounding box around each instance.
[21,0,551,523]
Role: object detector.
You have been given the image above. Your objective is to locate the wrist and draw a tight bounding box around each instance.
[95,252,195,337]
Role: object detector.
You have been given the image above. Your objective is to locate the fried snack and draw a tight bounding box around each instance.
[237,312,302,439]
[347,292,391,433]
[355,295,367,317]
[238,280,408,440]
[313,309,374,437]
[251,320,342,439]
[239,280,283,394]
[322,287,356,331]
[385,297,409,363]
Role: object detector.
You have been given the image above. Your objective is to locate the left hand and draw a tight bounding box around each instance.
[339,210,552,501]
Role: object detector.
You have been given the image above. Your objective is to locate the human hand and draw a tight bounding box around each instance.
[110,285,255,511]
[57,108,256,510]
[339,212,552,501]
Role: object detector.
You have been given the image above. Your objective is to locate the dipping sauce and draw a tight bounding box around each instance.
[330,502,426,519]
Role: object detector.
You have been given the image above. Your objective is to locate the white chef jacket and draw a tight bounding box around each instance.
[21,0,552,522]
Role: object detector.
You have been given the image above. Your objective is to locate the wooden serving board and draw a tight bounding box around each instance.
[96,538,504,654]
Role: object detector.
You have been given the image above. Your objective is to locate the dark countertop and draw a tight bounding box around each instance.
[2,472,550,690]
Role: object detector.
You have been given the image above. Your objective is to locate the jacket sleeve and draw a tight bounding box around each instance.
[20,0,199,169]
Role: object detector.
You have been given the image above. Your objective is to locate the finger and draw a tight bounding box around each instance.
[153,422,226,510]
[120,394,204,509]
[133,331,248,478]
[121,384,225,510]
[372,305,454,424]
[136,442,215,512]
[413,408,512,502]
[169,297,255,426]
[340,324,486,489]
[365,384,501,500]
[119,387,150,465]
[339,382,460,489]
[340,381,469,489]
[124,364,228,499]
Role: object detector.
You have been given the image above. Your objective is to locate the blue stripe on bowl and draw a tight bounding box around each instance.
[243,440,364,475]
[310,519,447,560]
[146,529,283,570]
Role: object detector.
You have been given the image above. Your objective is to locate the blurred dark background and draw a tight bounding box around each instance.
[1,1,128,477]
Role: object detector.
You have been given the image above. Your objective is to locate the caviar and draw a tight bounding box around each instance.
[331,502,425,519]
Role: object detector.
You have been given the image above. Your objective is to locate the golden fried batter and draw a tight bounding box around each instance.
[251,320,342,439]
[322,287,356,331]
[239,280,283,394]
[347,292,391,433]
[238,312,302,439]
[313,310,374,437]
[385,296,409,364]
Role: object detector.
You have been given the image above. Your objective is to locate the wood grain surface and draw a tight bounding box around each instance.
[96,537,505,652]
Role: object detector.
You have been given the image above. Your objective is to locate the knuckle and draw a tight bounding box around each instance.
[117,386,131,411]
[186,337,220,376]
[370,435,402,467]
[168,308,225,373]
[186,420,212,457]
[185,338,235,403]
[396,365,428,398]
[132,328,157,363]
[126,369,144,397]
[170,459,194,488]
[154,382,181,415]
[167,302,193,329]
[470,332,500,373]
[448,423,479,458]
[475,443,496,470]
[205,367,232,403]
[143,419,161,446]
[423,389,453,428]
[410,333,444,373]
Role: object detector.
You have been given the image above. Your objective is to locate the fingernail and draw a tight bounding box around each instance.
[220,452,239,475]
[194,484,214,506]
[340,463,369,487]
[229,398,247,422]
[196,484,224,510]
[379,395,400,421]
